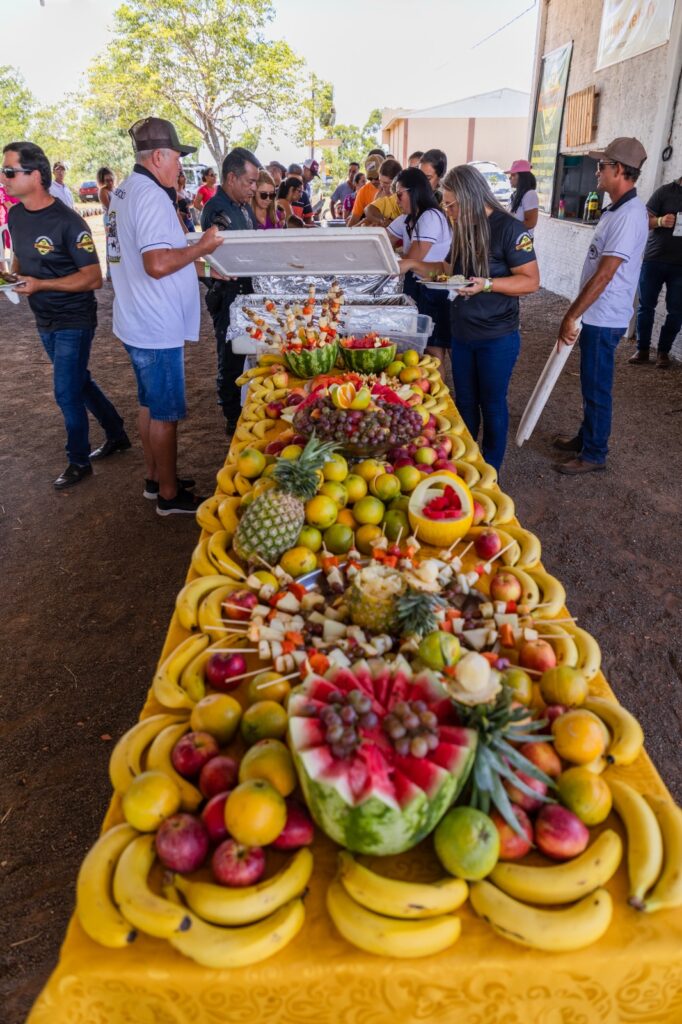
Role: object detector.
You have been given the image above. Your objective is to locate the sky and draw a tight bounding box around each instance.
[0,0,539,164]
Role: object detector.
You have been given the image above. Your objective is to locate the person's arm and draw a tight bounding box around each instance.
[403,238,436,261]
[458,260,540,299]
[524,207,539,230]
[557,255,623,345]
[192,188,205,212]
[142,226,223,280]
[648,211,675,230]
[364,202,391,228]
[99,187,111,210]
[14,262,103,296]
[399,257,448,277]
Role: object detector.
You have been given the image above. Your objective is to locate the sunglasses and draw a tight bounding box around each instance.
[1,166,32,178]
[258,191,276,200]
[597,160,617,171]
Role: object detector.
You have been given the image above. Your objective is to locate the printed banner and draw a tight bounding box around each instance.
[530,42,573,214]
[596,0,676,70]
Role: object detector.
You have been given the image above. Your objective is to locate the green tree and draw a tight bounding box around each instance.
[295,75,335,151]
[321,108,384,182]
[0,65,35,142]
[88,0,305,167]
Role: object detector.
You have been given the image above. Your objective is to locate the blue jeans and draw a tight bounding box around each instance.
[576,324,623,465]
[124,344,187,421]
[450,331,521,472]
[39,327,125,466]
[636,260,682,354]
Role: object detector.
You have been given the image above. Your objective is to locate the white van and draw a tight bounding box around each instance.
[181,163,212,198]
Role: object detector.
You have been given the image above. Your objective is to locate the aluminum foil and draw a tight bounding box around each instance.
[227,292,416,342]
[251,273,402,297]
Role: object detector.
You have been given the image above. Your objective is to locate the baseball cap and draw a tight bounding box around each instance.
[365,154,382,180]
[588,137,647,169]
[128,117,197,156]
[505,159,532,174]
[303,158,320,177]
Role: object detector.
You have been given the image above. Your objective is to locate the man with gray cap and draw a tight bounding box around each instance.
[554,137,649,475]
[107,117,223,515]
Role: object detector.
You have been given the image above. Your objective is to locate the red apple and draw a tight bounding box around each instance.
[417,465,434,474]
[504,770,548,813]
[490,570,523,603]
[415,377,430,393]
[264,439,286,455]
[211,839,266,887]
[265,401,283,419]
[435,460,458,473]
[155,813,210,873]
[520,640,557,674]
[205,653,247,692]
[544,703,568,724]
[474,529,502,560]
[534,804,589,860]
[199,755,239,798]
[491,807,533,860]
[272,799,315,850]
[286,391,305,407]
[201,791,231,842]
[393,457,414,469]
[291,433,308,446]
[222,590,258,621]
[427,415,437,429]
[171,731,220,778]
[422,426,437,440]
[472,500,486,525]
[519,741,562,778]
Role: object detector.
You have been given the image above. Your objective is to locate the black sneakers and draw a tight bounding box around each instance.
[89,434,132,460]
[54,463,93,490]
[552,435,582,452]
[156,488,205,517]
[143,476,196,500]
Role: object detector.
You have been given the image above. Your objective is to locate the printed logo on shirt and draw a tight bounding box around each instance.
[515,231,534,253]
[34,235,55,256]
[588,243,599,260]
[106,210,121,264]
[76,231,95,254]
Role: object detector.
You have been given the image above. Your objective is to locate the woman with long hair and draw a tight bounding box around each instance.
[390,166,452,361]
[97,166,115,280]
[506,159,539,234]
[277,176,305,222]
[401,164,539,472]
[251,169,285,229]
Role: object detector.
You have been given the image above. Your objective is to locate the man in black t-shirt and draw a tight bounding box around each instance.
[630,175,682,369]
[3,141,128,489]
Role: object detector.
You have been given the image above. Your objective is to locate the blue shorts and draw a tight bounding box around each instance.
[124,345,186,421]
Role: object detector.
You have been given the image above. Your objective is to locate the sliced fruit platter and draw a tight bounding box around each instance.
[72,343,682,978]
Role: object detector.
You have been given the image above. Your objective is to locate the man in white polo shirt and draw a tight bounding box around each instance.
[554,137,649,475]
[49,162,75,209]
[108,117,222,515]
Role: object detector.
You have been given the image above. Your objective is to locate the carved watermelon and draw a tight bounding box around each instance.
[283,340,339,379]
[340,341,397,373]
[287,657,476,854]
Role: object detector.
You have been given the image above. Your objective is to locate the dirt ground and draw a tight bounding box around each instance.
[1,277,681,1023]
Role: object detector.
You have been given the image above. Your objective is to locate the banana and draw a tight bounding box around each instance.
[469,881,613,951]
[503,524,541,569]
[176,575,233,630]
[475,461,498,488]
[459,433,479,461]
[76,824,139,947]
[180,632,245,703]
[490,830,622,905]
[607,777,663,904]
[253,419,277,438]
[466,526,520,566]
[146,721,203,810]
[326,878,461,957]
[196,494,224,534]
[235,424,254,442]
[564,625,602,681]
[529,566,566,620]
[535,621,579,668]
[583,753,608,774]
[217,495,241,533]
[436,413,462,433]
[152,632,210,710]
[445,434,466,460]
[197,583,242,637]
[503,565,541,608]
[454,459,480,487]
[583,696,643,764]
[109,713,186,794]
[216,462,238,495]
[474,486,515,524]
[191,537,218,577]
[113,834,192,939]
[471,488,497,525]
[640,796,682,913]
[207,530,245,579]
[337,852,468,919]
[175,848,313,926]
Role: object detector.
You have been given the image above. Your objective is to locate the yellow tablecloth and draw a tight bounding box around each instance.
[27,393,682,1024]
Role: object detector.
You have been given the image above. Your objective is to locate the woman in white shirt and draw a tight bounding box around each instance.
[389,167,452,362]
[506,159,539,235]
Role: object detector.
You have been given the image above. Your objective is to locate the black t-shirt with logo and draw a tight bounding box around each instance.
[8,198,100,331]
[644,181,682,265]
[449,209,537,342]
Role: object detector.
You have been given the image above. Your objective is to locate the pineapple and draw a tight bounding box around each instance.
[233,436,337,564]
[347,565,406,633]
[395,589,446,638]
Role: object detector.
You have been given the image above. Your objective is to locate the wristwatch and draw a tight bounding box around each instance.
[482,278,493,293]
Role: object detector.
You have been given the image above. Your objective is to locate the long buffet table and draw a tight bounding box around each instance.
[27,382,682,1024]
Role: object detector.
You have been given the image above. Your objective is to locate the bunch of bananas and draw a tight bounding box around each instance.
[326,853,466,958]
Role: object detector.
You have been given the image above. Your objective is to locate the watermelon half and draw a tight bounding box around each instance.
[340,342,397,374]
[287,658,476,855]
[283,340,339,379]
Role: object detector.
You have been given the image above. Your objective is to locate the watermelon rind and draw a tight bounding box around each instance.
[340,343,397,374]
[284,339,339,379]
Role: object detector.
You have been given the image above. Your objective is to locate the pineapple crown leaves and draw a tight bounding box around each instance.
[395,588,447,638]
[272,433,338,500]
[455,685,558,838]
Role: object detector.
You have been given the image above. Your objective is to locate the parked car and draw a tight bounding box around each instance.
[468,161,512,208]
[78,181,99,203]
[181,163,211,199]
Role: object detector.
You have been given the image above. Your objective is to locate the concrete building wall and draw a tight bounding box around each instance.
[531,0,682,359]
[384,116,528,173]
[471,118,528,172]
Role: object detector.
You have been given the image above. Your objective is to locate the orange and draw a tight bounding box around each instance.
[403,349,420,367]
[344,474,368,502]
[237,448,266,479]
[238,738,297,796]
[224,779,287,846]
[539,666,588,707]
[121,771,181,832]
[241,700,288,745]
[557,767,612,825]
[355,523,383,554]
[395,464,422,493]
[324,523,354,554]
[190,694,242,743]
[280,444,303,460]
[322,453,349,482]
[297,525,323,552]
[552,710,607,765]
[330,382,356,409]
[386,360,405,377]
[305,494,338,529]
[370,473,401,501]
[355,459,385,483]
[279,546,317,577]
[336,508,357,529]
[251,477,276,498]
[246,671,292,704]
[399,366,421,384]
[353,495,385,525]
[319,481,348,507]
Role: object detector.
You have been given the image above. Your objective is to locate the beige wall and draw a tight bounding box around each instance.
[384,116,528,171]
[471,118,528,171]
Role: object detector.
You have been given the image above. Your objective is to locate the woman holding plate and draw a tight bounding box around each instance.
[400,164,539,472]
